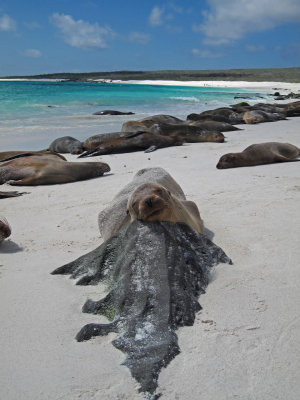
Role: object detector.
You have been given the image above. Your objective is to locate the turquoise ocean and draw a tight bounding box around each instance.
[0,80,270,150]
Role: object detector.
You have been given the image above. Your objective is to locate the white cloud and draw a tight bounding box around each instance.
[0,14,17,31]
[192,48,222,58]
[129,32,150,45]
[20,49,42,58]
[195,0,300,45]
[149,6,164,26]
[50,13,114,50]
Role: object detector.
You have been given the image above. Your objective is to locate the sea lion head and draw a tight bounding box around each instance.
[127,183,173,222]
[0,217,11,244]
[211,132,225,143]
[216,153,239,169]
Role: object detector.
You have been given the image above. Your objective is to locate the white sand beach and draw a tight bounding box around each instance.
[110,79,300,92]
[0,106,300,399]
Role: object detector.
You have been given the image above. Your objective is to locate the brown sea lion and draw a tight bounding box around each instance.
[216,142,300,169]
[79,131,182,157]
[0,151,66,162]
[127,183,204,234]
[48,136,84,154]
[83,132,125,150]
[187,120,241,132]
[243,110,285,124]
[98,167,187,240]
[0,156,110,185]
[189,108,245,125]
[0,217,11,244]
[148,123,225,143]
[121,115,184,133]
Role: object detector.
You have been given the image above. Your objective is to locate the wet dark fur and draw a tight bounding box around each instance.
[52,220,231,398]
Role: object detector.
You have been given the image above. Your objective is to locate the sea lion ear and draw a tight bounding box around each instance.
[126,209,129,215]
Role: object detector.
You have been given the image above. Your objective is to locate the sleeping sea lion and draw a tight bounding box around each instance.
[148,123,225,143]
[0,156,110,185]
[79,131,182,158]
[243,110,285,124]
[187,120,241,132]
[0,217,11,244]
[48,136,84,154]
[0,151,66,162]
[216,142,300,169]
[127,183,204,234]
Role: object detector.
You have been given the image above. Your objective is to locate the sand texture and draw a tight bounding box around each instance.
[0,114,300,399]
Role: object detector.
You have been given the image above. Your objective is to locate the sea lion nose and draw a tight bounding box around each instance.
[145,197,153,207]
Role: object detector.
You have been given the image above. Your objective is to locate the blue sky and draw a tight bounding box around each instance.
[0,0,299,76]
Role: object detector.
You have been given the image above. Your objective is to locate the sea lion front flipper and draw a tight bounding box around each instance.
[76,321,118,342]
[144,145,157,153]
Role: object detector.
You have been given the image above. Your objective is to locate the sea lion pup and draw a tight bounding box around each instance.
[78,131,182,158]
[0,217,11,244]
[0,151,66,162]
[216,142,300,169]
[127,183,203,234]
[48,136,84,154]
[98,167,187,240]
[0,156,110,185]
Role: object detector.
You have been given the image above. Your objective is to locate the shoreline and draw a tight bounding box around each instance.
[1,78,300,92]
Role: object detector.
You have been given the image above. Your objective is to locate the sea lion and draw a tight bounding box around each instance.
[189,108,245,125]
[48,136,84,154]
[93,110,134,115]
[243,110,285,124]
[79,131,182,158]
[216,142,300,169]
[187,120,241,132]
[0,217,11,244]
[127,183,204,234]
[148,123,225,143]
[0,151,66,162]
[0,156,110,185]
[98,167,187,240]
[121,114,184,133]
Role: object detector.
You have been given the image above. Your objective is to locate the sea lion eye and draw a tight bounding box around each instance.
[156,189,163,194]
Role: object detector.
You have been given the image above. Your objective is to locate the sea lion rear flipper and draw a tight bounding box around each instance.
[144,145,157,153]
[76,321,118,342]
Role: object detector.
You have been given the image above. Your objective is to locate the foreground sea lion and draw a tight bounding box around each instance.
[0,151,66,162]
[0,217,11,244]
[0,156,110,185]
[48,136,84,155]
[78,131,182,157]
[217,142,300,169]
[127,183,203,234]
[52,220,232,397]
[98,167,187,240]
